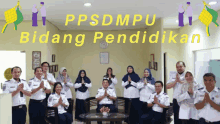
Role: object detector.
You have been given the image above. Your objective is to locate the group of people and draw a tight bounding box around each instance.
[2,60,220,124]
[178,2,193,27]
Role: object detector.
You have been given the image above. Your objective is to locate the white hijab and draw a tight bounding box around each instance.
[56,67,71,82]
[182,70,197,91]
[178,4,185,13]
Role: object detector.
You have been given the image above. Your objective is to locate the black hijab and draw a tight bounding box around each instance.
[122,66,140,89]
[74,70,91,92]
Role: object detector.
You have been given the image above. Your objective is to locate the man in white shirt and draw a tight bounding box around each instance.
[96,79,117,124]
[194,73,220,124]
[3,66,31,124]
[166,61,186,124]
[41,62,56,105]
[28,67,51,124]
[140,81,170,124]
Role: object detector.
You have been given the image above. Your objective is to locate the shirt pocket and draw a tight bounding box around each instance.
[9,85,17,93]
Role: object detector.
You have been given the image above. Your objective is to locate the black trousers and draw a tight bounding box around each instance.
[173,99,181,124]
[182,119,198,124]
[29,99,47,124]
[140,110,162,124]
[125,98,141,124]
[12,105,27,124]
[199,118,220,124]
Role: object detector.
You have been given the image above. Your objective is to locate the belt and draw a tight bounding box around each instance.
[12,105,26,109]
[30,99,45,103]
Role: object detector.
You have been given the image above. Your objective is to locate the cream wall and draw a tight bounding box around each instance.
[55,18,163,97]
[179,10,220,81]
[162,28,181,102]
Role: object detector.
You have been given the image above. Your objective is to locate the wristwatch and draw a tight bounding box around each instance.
[152,102,155,104]
[44,87,46,91]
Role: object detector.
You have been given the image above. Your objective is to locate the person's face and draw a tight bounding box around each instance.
[204,76,215,91]
[42,63,49,72]
[55,84,62,94]
[102,80,109,88]
[144,70,149,77]
[12,68,21,79]
[127,67,133,73]
[81,72,85,77]
[107,69,112,75]
[35,68,43,77]
[62,69,67,76]
[176,63,185,74]
[185,72,193,83]
[155,83,162,93]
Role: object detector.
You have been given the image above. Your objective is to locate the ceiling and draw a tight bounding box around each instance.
[0,0,219,30]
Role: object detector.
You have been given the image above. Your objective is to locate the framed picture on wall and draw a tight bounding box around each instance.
[49,66,53,73]
[52,65,56,72]
[150,54,154,62]
[55,65,58,72]
[32,51,41,70]
[149,61,152,69]
[52,54,55,62]
[100,52,109,64]
[154,62,157,71]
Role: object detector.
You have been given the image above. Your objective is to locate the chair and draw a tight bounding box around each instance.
[45,107,59,124]
[67,99,74,113]
[115,97,131,114]
[85,97,98,113]
[160,103,173,124]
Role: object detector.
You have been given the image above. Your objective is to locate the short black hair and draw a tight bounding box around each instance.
[53,82,63,93]
[41,62,50,67]
[155,81,163,87]
[11,66,22,73]
[176,61,186,67]
[34,67,42,73]
[203,73,216,81]
[103,79,109,83]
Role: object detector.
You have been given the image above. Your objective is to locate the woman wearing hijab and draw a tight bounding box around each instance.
[122,65,141,124]
[48,82,73,124]
[32,4,38,26]
[56,67,74,118]
[177,71,201,124]
[74,70,92,121]
[178,4,185,27]
[103,67,118,91]
[138,68,156,119]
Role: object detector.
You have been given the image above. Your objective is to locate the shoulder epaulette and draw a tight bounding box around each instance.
[163,93,167,95]
[22,79,26,81]
[6,80,10,82]
[152,92,156,94]
[99,87,102,89]
[109,87,113,89]
[198,87,204,90]
[52,93,55,94]
[218,87,220,90]
[29,78,34,80]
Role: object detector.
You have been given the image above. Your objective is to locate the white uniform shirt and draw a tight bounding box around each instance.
[48,93,69,114]
[167,71,185,99]
[74,83,92,100]
[194,87,220,122]
[103,76,118,91]
[138,81,155,102]
[42,73,56,83]
[3,78,31,107]
[122,81,140,98]
[29,77,51,100]
[95,87,117,105]
[147,91,170,113]
[56,78,74,99]
[177,82,203,120]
